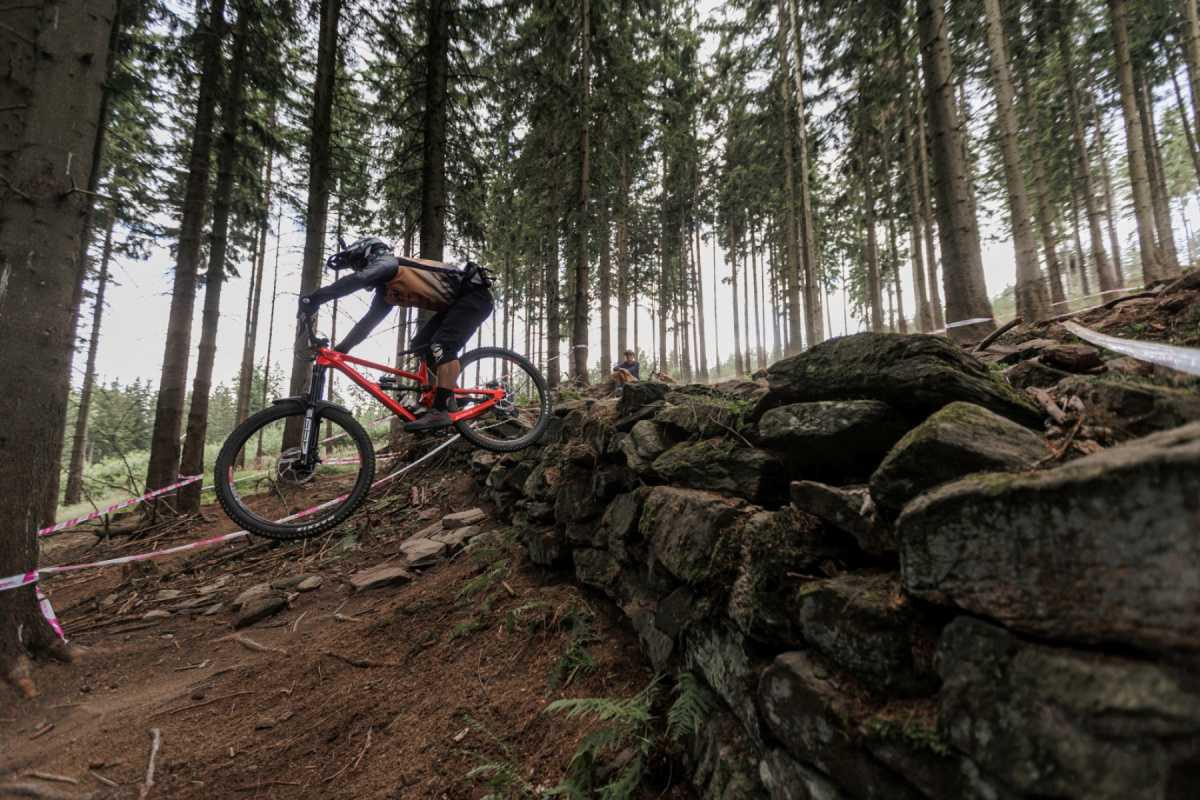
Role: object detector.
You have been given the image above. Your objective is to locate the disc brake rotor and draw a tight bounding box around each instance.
[275,447,316,485]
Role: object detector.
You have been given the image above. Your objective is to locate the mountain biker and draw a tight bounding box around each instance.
[297,236,494,432]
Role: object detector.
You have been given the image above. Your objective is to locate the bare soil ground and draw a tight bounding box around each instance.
[2,451,672,799]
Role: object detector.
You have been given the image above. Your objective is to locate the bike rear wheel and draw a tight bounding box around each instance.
[453,347,550,452]
[213,400,376,540]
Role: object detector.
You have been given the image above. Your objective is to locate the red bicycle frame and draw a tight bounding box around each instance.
[314,347,504,423]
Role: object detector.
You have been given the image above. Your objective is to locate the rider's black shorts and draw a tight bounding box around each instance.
[410,287,494,366]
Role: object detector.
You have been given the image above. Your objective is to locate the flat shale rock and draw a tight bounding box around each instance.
[870,402,1047,515]
[899,422,1200,653]
[400,538,448,567]
[234,593,287,628]
[757,332,1041,427]
[442,508,486,528]
[349,564,412,592]
[937,617,1200,799]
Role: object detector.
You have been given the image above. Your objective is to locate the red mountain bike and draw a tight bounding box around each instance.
[213,322,549,540]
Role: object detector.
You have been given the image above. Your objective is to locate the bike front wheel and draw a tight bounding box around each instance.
[213,400,376,540]
[453,347,551,452]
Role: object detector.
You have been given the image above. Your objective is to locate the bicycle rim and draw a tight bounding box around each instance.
[214,403,375,539]
[453,348,550,452]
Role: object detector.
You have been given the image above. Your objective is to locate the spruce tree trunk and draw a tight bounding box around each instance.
[888,213,907,333]
[1069,185,1091,297]
[179,10,250,512]
[1056,9,1117,292]
[571,0,590,383]
[917,0,994,340]
[903,98,933,332]
[546,227,561,390]
[1137,72,1181,277]
[711,230,722,372]
[1108,0,1163,284]
[983,0,1049,322]
[788,0,822,345]
[235,152,273,429]
[729,224,744,376]
[750,226,764,368]
[742,246,751,369]
[145,0,227,490]
[862,133,884,332]
[421,0,449,259]
[776,0,804,353]
[64,210,116,506]
[0,0,116,691]
[1169,62,1200,187]
[617,159,630,356]
[257,206,283,460]
[599,201,611,376]
[284,0,341,431]
[693,223,708,378]
[56,6,124,519]
[1092,103,1126,285]
[1030,153,1069,308]
[1186,0,1200,147]
[915,82,945,329]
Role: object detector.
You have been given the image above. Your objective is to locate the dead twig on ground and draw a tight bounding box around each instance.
[218,633,288,655]
[1042,416,1085,464]
[1026,387,1067,425]
[138,728,161,799]
[89,770,118,787]
[322,651,401,669]
[23,772,78,785]
[150,691,254,718]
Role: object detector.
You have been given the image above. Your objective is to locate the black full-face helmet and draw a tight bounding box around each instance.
[325,236,393,272]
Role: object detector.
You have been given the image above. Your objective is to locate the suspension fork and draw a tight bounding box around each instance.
[300,363,328,467]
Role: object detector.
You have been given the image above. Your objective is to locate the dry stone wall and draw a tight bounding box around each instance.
[473,332,1200,800]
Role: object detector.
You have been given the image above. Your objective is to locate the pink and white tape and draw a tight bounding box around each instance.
[38,474,203,538]
[2,434,462,639]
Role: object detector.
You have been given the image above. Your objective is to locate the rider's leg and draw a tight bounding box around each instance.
[405,289,494,432]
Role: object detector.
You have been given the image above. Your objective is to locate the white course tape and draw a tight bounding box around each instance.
[944,316,995,330]
[1063,321,1200,377]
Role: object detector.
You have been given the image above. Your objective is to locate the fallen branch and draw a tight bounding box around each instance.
[138,728,161,799]
[1026,387,1067,425]
[973,316,1022,353]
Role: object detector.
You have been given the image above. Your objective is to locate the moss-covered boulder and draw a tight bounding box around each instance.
[898,422,1200,653]
[792,573,937,696]
[1056,375,1200,438]
[789,480,894,557]
[937,617,1200,799]
[870,402,1048,515]
[652,438,786,504]
[757,333,1041,427]
[757,400,912,483]
[655,393,746,438]
[642,486,749,584]
[758,651,926,800]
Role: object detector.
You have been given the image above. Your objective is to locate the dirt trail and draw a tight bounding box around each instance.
[2,459,665,799]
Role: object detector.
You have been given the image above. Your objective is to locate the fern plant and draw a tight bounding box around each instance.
[544,676,661,799]
[666,671,715,742]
